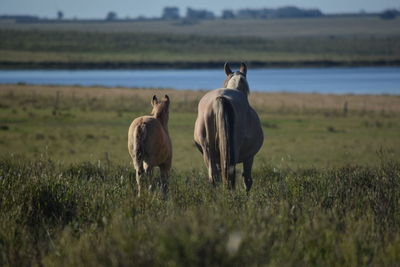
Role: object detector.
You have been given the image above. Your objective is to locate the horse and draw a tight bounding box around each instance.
[128,95,172,197]
[194,62,263,191]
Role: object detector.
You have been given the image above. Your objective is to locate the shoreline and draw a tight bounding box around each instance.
[1,83,399,96]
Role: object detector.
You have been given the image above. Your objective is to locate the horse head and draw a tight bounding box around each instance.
[223,62,250,96]
[151,94,170,125]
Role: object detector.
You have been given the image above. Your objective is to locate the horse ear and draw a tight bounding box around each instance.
[240,62,247,76]
[151,95,158,106]
[224,62,233,76]
[164,95,170,107]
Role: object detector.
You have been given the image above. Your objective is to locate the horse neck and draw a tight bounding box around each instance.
[224,75,250,97]
[239,88,249,99]
[236,82,249,97]
[154,113,169,134]
[231,86,249,99]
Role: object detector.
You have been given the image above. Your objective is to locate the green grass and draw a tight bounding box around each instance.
[1,16,400,68]
[1,16,400,38]
[1,156,399,266]
[1,108,399,170]
[0,85,399,169]
[1,85,400,266]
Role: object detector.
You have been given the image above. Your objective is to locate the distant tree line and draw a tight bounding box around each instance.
[225,6,323,19]
[162,6,324,21]
[1,6,398,22]
[0,15,39,21]
[380,9,400,20]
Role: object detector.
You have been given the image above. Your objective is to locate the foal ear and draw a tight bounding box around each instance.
[240,62,247,76]
[224,62,233,76]
[151,95,158,106]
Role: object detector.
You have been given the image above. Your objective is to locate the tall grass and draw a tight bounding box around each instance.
[1,156,399,266]
[1,85,399,265]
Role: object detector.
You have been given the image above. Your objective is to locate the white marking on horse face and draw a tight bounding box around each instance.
[226,75,241,89]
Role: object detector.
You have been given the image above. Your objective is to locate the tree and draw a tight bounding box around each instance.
[380,9,398,20]
[106,11,117,21]
[57,11,63,20]
[162,7,180,20]
[222,10,235,19]
[186,8,215,20]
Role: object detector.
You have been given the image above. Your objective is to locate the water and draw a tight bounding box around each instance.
[0,67,399,95]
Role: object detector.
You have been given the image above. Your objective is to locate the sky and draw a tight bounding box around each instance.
[1,0,400,19]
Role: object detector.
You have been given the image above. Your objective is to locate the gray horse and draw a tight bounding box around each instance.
[194,62,263,191]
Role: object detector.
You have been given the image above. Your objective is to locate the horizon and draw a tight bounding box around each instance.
[1,0,399,19]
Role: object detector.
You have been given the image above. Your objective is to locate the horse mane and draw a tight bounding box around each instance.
[223,72,250,96]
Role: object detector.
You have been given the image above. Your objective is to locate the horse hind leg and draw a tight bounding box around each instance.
[203,146,219,185]
[242,157,254,192]
[228,165,236,190]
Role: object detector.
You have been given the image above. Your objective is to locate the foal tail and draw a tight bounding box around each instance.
[214,96,236,188]
[132,122,146,174]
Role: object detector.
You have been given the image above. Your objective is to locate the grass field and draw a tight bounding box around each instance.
[1,13,400,265]
[1,84,399,169]
[2,16,400,38]
[0,84,400,266]
[1,16,400,68]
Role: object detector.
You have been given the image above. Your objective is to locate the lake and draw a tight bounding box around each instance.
[0,67,399,95]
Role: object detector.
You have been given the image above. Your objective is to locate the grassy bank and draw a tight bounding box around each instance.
[0,84,399,169]
[1,84,400,266]
[1,16,400,69]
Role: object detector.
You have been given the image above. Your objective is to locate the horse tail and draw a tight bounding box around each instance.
[214,96,236,188]
[132,122,146,174]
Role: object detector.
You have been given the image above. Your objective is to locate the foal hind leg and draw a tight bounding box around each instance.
[242,157,254,192]
[143,162,155,191]
[135,165,145,197]
[159,163,170,199]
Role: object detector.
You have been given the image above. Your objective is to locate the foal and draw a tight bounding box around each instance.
[128,95,172,197]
